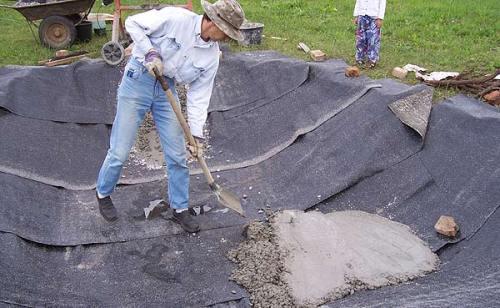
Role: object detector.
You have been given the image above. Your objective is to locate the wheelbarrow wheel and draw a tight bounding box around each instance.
[39,15,77,49]
[101,41,124,66]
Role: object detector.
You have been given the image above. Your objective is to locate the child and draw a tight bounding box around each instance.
[353,0,386,68]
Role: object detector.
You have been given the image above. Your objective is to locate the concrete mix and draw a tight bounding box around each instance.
[229,210,439,307]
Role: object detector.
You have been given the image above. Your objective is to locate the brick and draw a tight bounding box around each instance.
[484,90,500,106]
[434,215,459,237]
[345,66,361,77]
[310,50,326,62]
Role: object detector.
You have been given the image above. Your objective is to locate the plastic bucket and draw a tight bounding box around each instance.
[76,20,93,42]
[92,19,107,36]
[239,22,264,46]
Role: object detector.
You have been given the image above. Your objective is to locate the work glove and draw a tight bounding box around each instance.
[187,136,205,160]
[144,49,163,77]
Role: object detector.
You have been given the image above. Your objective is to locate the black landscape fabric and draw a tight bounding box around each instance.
[0,112,109,190]
[0,52,499,306]
[209,51,309,112]
[204,59,382,170]
[316,95,500,251]
[0,77,426,245]
[0,55,381,189]
[0,59,121,124]
[0,227,248,307]
[0,172,247,246]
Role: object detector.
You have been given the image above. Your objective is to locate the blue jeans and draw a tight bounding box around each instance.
[96,57,189,210]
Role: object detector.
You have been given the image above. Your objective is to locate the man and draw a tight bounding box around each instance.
[95,0,245,233]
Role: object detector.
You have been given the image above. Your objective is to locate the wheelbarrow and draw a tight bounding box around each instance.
[0,0,96,49]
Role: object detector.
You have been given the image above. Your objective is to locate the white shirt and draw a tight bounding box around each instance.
[353,0,386,19]
[125,7,220,138]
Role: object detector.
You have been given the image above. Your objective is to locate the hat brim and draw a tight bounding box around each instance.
[201,0,244,41]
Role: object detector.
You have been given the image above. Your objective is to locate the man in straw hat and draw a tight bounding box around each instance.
[95,0,246,233]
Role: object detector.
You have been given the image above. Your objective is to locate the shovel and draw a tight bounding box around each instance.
[153,68,244,216]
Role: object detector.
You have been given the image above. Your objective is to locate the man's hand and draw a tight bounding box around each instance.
[375,18,383,28]
[353,17,358,25]
[144,49,163,77]
[187,137,204,159]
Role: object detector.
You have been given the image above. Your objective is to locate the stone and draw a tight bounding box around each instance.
[345,66,361,77]
[392,67,408,79]
[434,215,459,237]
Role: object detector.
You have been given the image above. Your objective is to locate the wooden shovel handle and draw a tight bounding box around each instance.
[153,68,215,185]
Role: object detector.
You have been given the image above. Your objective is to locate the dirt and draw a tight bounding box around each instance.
[229,210,439,307]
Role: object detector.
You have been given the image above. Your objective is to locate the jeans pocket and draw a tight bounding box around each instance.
[118,62,144,97]
[124,62,143,80]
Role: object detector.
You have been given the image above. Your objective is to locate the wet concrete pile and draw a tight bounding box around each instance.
[230,210,439,307]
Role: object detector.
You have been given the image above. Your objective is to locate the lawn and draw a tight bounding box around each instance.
[0,0,498,82]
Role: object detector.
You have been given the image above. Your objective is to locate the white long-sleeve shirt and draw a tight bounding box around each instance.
[125,7,220,138]
[353,0,386,19]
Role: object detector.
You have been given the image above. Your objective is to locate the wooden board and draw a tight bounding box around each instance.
[44,54,87,67]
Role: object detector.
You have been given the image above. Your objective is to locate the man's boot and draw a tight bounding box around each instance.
[96,192,118,222]
[173,209,200,233]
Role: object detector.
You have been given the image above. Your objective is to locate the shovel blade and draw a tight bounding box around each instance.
[210,183,244,216]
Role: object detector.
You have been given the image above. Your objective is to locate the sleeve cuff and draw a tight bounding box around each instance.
[189,122,204,139]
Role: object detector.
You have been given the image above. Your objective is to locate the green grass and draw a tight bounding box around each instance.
[234,0,500,78]
[1,0,498,85]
